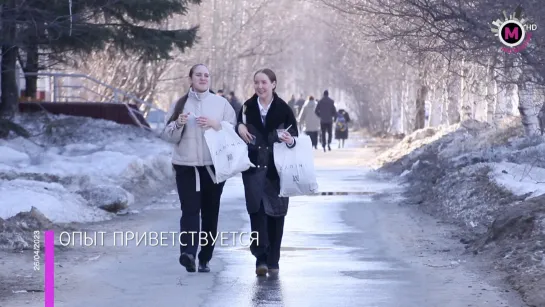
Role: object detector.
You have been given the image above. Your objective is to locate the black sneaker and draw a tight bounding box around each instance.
[255,264,268,276]
[179,253,196,272]
[198,262,210,273]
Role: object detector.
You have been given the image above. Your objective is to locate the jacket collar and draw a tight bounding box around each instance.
[249,92,281,105]
[246,92,282,131]
[189,87,211,101]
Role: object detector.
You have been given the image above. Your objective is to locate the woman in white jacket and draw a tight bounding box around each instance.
[161,64,237,273]
[297,96,321,149]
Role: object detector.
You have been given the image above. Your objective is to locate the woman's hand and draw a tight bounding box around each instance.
[279,130,294,145]
[197,116,220,130]
[176,113,188,126]
[237,123,254,143]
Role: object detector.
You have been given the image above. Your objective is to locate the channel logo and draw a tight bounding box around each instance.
[490,5,537,53]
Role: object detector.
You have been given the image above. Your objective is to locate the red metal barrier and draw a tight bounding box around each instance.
[18,102,150,128]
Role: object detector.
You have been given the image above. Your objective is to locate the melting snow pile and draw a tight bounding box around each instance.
[0,113,174,232]
[376,118,545,306]
[377,118,545,201]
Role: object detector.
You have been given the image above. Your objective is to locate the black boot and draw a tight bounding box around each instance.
[179,253,196,272]
[198,261,210,273]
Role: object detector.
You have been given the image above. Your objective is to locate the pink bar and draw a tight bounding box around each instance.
[44,231,54,307]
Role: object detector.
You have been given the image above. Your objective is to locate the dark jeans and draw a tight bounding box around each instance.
[306,131,318,148]
[174,164,226,263]
[320,123,333,147]
[249,202,285,269]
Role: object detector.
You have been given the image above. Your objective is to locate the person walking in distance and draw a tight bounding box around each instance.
[227,91,242,115]
[295,93,306,117]
[161,64,237,273]
[298,95,320,149]
[235,68,299,276]
[315,90,337,152]
[334,109,350,148]
[287,94,297,116]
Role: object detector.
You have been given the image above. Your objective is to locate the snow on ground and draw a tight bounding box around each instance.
[376,118,545,307]
[0,179,111,223]
[489,162,545,199]
[0,113,173,225]
[378,118,545,200]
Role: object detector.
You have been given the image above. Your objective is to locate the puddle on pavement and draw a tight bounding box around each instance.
[11,289,44,293]
[341,270,410,281]
[233,246,333,251]
[309,191,376,196]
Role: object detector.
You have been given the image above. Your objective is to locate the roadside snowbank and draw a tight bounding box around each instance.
[489,161,545,199]
[0,113,173,231]
[377,118,545,306]
[378,118,545,200]
[0,179,111,223]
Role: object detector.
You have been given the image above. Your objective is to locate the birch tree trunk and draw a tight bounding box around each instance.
[389,82,403,133]
[429,86,443,127]
[400,75,410,133]
[440,78,449,125]
[505,83,519,116]
[460,61,472,121]
[210,0,219,89]
[414,60,428,130]
[472,66,487,121]
[415,84,428,130]
[538,100,545,135]
[407,78,417,132]
[495,71,509,123]
[505,57,521,117]
[447,66,461,124]
[485,62,497,123]
[518,77,541,135]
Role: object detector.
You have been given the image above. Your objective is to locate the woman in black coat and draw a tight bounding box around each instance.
[235,68,299,276]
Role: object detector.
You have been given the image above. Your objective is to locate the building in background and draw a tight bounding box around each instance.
[12,60,52,101]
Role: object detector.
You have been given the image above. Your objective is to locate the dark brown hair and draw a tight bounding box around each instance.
[308,95,314,100]
[167,64,207,124]
[254,68,277,92]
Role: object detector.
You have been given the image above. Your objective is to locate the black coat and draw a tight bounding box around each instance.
[235,93,299,216]
[315,96,337,124]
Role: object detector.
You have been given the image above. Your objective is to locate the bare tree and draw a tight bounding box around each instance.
[38,0,545,137]
[313,0,545,136]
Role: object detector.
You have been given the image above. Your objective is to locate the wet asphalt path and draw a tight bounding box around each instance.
[2,139,526,307]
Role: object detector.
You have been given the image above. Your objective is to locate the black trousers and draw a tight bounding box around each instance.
[174,164,226,263]
[249,202,285,269]
[320,123,333,147]
[306,131,318,148]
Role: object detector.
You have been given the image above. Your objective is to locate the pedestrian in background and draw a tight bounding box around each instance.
[298,95,320,149]
[315,90,337,152]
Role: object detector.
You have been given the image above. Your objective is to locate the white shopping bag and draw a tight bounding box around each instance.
[204,121,255,182]
[273,134,319,197]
